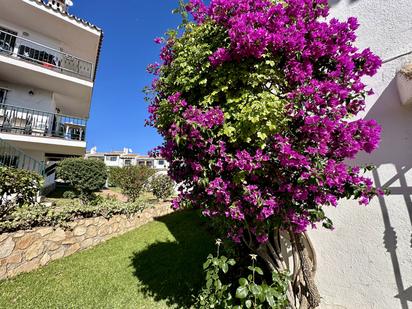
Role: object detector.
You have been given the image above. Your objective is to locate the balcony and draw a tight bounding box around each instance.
[0,28,94,81]
[0,137,44,175]
[0,104,87,142]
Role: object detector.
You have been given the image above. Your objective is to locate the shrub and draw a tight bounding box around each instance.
[147,0,384,306]
[108,167,123,187]
[118,166,156,202]
[0,167,43,218]
[0,197,149,233]
[195,242,289,308]
[150,174,174,200]
[62,191,76,199]
[57,158,107,203]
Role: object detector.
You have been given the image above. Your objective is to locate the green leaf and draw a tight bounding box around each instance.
[206,279,212,289]
[250,284,262,296]
[203,259,211,270]
[266,295,275,307]
[222,263,229,274]
[245,299,252,308]
[235,286,249,299]
[239,278,248,287]
[255,267,264,276]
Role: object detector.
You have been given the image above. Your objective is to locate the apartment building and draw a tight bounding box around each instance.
[86,147,169,171]
[0,0,103,185]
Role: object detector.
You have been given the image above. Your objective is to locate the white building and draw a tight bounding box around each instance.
[0,0,103,187]
[309,1,412,308]
[86,147,169,171]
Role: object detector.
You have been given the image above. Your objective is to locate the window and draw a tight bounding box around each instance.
[124,159,132,166]
[146,161,153,167]
[0,26,17,53]
[0,88,7,104]
[138,161,145,166]
[106,156,118,162]
[158,160,165,166]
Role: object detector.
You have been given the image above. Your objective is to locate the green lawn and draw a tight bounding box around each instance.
[0,211,214,309]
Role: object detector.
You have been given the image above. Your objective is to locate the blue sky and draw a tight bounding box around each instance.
[70,1,183,154]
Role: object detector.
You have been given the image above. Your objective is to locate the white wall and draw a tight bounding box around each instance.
[0,18,61,53]
[309,1,412,308]
[0,80,55,113]
[153,159,169,170]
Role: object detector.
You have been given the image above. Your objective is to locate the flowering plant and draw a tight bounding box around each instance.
[146,0,383,307]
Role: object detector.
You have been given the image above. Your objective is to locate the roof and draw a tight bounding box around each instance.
[29,0,102,32]
[29,0,104,81]
[86,151,165,160]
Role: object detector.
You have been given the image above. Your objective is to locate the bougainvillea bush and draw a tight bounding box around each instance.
[146,0,383,307]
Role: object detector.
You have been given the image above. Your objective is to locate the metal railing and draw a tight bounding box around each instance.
[0,29,94,80]
[0,104,87,142]
[0,137,45,175]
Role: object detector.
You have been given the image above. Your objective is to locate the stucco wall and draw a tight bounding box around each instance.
[309,1,412,308]
[0,80,55,113]
[0,203,173,280]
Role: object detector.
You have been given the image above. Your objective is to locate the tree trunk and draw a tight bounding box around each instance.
[255,229,321,309]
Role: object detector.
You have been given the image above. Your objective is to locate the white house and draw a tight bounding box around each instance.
[0,0,103,188]
[86,147,169,171]
[309,1,412,308]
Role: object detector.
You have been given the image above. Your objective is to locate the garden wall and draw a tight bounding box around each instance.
[0,203,173,280]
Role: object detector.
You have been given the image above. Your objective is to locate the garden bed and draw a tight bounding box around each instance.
[0,202,173,280]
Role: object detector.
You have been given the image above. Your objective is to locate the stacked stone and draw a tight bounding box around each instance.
[0,203,173,280]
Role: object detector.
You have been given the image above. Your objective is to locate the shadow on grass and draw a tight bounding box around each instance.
[130,211,214,308]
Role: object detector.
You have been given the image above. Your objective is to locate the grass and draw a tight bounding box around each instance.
[0,211,214,308]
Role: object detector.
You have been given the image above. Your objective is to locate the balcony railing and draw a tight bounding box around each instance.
[0,137,45,175]
[0,104,87,142]
[0,29,94,81]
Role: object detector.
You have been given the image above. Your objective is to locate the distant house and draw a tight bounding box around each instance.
[85,147,169,170]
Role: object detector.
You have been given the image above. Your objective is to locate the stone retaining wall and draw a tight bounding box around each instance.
[0,203,173,280]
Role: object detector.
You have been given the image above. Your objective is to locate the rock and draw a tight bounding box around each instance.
[0,237,15,259]
[40,253,51,266]
[25,241,45,261]
[48,229,66,242]
[86,226,98,238]
[84,219,95,227]
[0,265,6,276]
[47,241,60,251]
[9,259,39,277]
[73,226,87,236]
[80,238,94,249]
[6,253,22,265]
[65,243,80,256]
[12,231,25,238]
[50,248,65,261]
[62,238,77,245]
[111,223,120,233]
[37,227,53,237]
[98,226,110,237]
[0,234,9,243]
[15,234,39,250]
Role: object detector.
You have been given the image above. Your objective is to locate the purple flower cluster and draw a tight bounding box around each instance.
[147,0,384,245]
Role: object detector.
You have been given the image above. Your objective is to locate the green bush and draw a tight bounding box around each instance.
[62,191,76,199]
[117,166,155,202]
[108,167,123,187]
[0,197,149,233]
[57,158,107,203]
[195,243,289,309]
[150,174,174,200]
[0,167,43,218]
